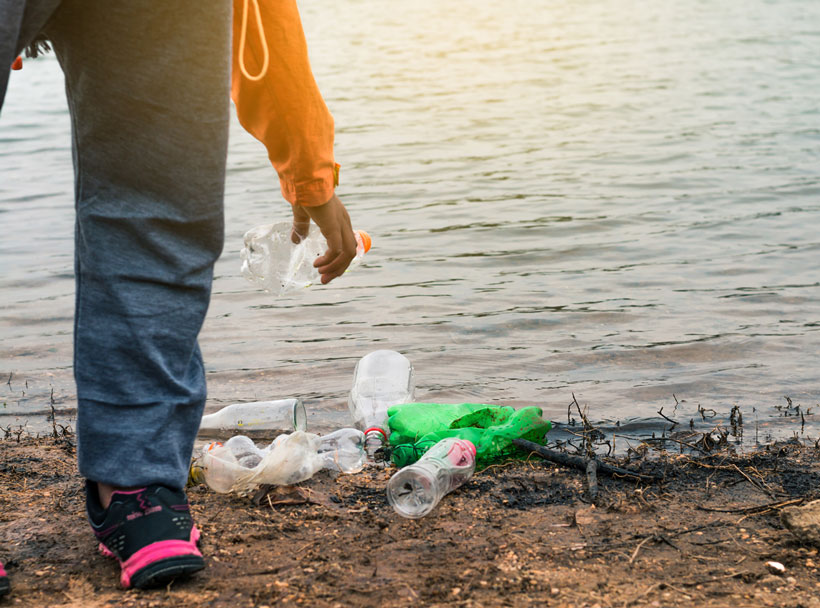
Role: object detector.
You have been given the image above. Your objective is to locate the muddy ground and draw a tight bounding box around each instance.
[3,433,820,608]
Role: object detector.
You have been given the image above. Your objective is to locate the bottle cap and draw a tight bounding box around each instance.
[356,230,372,253]
[460,439,477,458]
[364,427,387,441]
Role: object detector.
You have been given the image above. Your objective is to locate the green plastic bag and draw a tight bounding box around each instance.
[387,402,552,467]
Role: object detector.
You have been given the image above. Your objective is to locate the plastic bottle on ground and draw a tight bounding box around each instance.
[194,429,366,494]
[224,435,266,468]
[198,398,306,436]
[190,435,267,491]
[197,432,322,494]
[385,402,552,467]
[195,442,245,493]
[386,437,476,519]
[317,428,366,474]
[348,350,415,456]
[240,221,371,296]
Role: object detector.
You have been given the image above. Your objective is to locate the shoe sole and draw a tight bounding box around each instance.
[99,526,203,589]
[130,555,205,589]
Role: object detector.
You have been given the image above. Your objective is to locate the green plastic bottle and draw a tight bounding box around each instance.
[386,402,552,467]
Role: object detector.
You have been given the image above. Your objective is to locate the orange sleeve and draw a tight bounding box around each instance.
[231,0,339,207]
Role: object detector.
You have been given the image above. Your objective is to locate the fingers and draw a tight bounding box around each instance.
[315,233,357,283]
[314,219,357,283]
[291,204,311,244]
[303,195,358,284]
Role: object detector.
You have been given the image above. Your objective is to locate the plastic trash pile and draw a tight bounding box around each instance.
[191,349,552,517]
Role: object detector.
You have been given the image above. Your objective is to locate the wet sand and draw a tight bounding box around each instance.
[3,430,820,607]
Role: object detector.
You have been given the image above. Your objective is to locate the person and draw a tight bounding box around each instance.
[0,0,356,591]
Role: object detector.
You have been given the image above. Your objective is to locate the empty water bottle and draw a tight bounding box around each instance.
[198,398,306,437]
[191,435,268,491]
[348,350,415,454]
[189,436,267,489]
[386,437,476,519]
[197,432,323,494]
[318,428,366,474]
[194,429,366,494]
[224,435,265,468]
[195,442,247,493]
[240,221,371,296]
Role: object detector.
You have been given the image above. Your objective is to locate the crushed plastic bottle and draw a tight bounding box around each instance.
[195,442,251,493]
[198,399,306,437]
[348,350,415,455]
[224,435,265,468]
[194,428,366,494]
[386,437,476,519]
[317,428,367,474]
[240,221,371,296]
[386,402,552,467]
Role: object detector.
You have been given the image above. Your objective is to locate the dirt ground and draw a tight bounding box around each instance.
[3,433,820,608]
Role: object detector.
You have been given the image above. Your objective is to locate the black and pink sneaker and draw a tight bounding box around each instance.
[0,560,9,596]
[86,482,204,589]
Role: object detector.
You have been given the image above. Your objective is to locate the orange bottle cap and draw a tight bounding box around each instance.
[357,230,372,253]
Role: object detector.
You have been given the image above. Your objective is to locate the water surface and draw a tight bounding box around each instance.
[1,0,818,446]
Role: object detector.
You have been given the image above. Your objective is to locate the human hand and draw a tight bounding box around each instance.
[290,194,357,284]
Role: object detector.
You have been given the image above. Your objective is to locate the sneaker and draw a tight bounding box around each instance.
[0,560,9,596]
[86,482,204,589]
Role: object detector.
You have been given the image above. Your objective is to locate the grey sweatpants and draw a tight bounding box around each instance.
[1,0,231,489]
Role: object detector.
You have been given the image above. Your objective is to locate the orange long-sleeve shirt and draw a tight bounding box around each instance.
[10,3,333,204]
[231,0,338,207]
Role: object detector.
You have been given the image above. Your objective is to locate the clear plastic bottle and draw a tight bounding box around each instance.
[191,435,268,491]
[197,432,323,494]
[193,429,366,494]
[198,398,306,436]
[240,221,371,296]
[317,428,366,474]
[348,350,416,455]
[195,442,246,493]
[386,437,476,519]
[224,435,265,468]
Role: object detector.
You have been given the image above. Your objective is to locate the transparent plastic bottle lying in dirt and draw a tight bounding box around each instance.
[386,437,476,519]
[348,350,415,456]
[197,398,306,437]
[317,428,367,474]
[193,429,366,494]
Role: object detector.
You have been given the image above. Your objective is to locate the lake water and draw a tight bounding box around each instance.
[1,0,818,448]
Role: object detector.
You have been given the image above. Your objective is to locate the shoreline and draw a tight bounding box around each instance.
[3,379,819,456]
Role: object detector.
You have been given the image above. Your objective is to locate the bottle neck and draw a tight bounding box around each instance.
[363,427,387,458]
